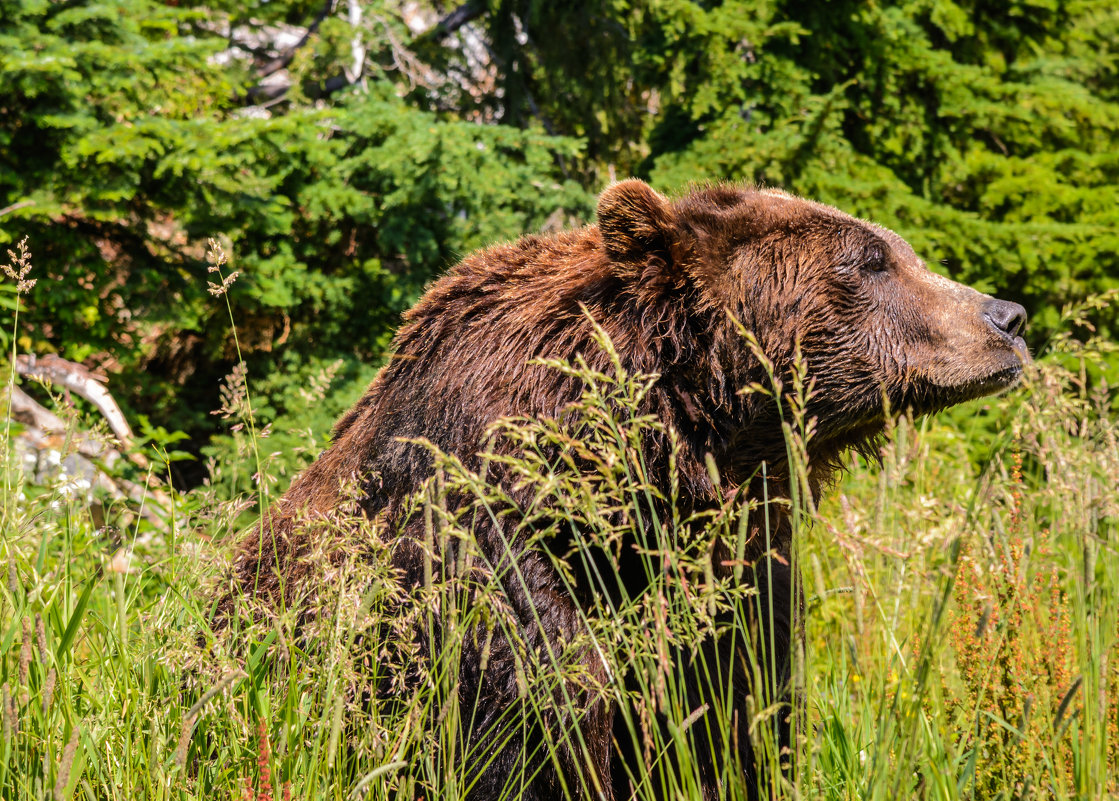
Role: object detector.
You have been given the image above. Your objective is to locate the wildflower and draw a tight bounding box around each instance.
[947,535,1076,794]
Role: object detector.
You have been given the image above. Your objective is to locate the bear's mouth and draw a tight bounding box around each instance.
[911,351,1027,414]
[958,363,1025,399]
[944,336,1030,404]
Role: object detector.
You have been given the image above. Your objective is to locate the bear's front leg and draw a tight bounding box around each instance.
[701,553,796,801]
[609,552,795,801]
[450,544,615,801]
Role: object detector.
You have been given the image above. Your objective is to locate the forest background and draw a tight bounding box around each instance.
[3,0,1117,495]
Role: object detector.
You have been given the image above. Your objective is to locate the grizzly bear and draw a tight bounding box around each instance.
[224,180,1028,799]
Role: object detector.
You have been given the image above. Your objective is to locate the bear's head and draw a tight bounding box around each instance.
[597,179,1028,465]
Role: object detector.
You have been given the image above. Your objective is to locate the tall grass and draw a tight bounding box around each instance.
[0,242,1116,799]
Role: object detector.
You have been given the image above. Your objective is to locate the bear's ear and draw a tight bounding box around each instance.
[597,179,677,265]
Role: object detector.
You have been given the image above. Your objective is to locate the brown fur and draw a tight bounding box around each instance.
[223,180,1027,799]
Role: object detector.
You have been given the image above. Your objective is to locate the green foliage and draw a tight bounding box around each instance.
[636,1,1119,338]
[0,0,587,477]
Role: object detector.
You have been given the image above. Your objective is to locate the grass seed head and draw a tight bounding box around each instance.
[206,237,239,297]
[3,237,35,294]
[18,616,31,705]
[41,667,55,718]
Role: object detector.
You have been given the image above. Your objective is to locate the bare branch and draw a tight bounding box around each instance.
[253,0,336,79]
[371,14,436,89]
[344,0,365,85]
[426,0,486,40]
[9,385,113,464]
[8,383,172,531]
[15,354,133,444]
[0,200,34,219]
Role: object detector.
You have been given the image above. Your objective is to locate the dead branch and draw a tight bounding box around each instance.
[10,354,174,531]
[254,0,336,79]
[14,418,169,532]
[0,200,34,219]
[9,385,115,465]
[424,0,486,40]
[344,0,365,86]
[16,354,134,444]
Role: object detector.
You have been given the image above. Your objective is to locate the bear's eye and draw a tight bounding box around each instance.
[863,245,889,274]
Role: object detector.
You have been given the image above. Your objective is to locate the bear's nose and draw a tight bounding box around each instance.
[983,299,1027,339]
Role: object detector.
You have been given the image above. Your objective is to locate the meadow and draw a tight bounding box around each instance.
[1,248,1116,799]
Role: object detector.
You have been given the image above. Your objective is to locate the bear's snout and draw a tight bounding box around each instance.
[981,297,1030,368]
[983,298,1027,342]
